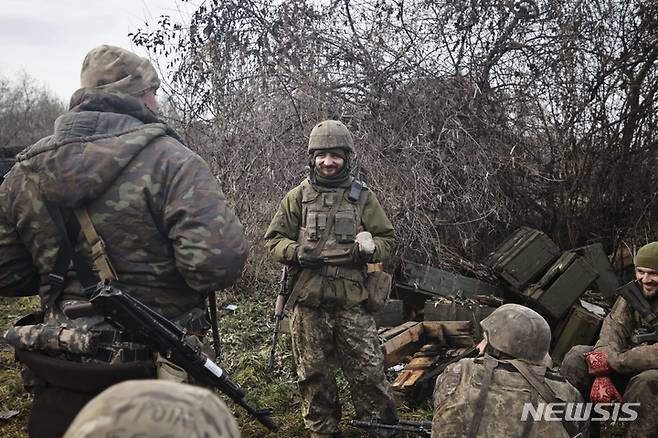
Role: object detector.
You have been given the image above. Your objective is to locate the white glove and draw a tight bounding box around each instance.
[355,231,375,256]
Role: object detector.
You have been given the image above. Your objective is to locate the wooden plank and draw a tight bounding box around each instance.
[382,323,424,357]
[402,370,426,389]
[379,321,418,341]
[405,356,435,370]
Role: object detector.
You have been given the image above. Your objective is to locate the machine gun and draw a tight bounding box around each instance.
[617,280,658,344]
[88,283,279,432]
[267,266,288,372]
[348,418,432,437]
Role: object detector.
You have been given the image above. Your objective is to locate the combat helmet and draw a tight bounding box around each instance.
[480,303,551,365]
[308,120,355,154]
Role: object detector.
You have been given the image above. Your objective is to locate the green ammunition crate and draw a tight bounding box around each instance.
[485,227,561,290]
[551,301,605,364]
[396,259,503,299]
[374,299,405,328]
[423,298,496,339]
[522,252,599,320]
[571,243,620,296]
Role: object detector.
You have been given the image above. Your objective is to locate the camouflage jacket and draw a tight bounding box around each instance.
[595,295,658,375]
[432,357,585,438]
[0,89,249,325]
[263,177,394,307]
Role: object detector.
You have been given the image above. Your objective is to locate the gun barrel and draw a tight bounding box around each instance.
[348,419,431,437]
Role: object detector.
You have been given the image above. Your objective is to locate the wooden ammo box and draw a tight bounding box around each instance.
[551,300,606,364]
[396,259,503,299]
[424,296,498,339]
[571,243,620,296]
[486,227,561,290]
[522,252,599,320]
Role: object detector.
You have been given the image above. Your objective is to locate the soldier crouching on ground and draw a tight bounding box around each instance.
[264,120,398,437]
[432,304,587,438]
[0,45,248,437]
[561,241,658,437]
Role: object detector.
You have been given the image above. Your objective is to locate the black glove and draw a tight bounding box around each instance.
[297,252,325,269]
[351,243,372,265]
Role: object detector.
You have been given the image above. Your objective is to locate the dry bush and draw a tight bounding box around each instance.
[134,0,658,286]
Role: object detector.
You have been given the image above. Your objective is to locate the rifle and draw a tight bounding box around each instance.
[617,280,658,344]
[267,266,288,372]
[415,344,480,388]
[88,283,279,431]
[348,418,432,437]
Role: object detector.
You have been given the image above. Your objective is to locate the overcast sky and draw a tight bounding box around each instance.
[0,0,194,102]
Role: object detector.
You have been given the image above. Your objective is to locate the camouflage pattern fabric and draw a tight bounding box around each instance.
[265,177,395,267]
[63,379,241,437]
[0,89,248,356]
[561,294,658,437]
[80,45,160,97]
[291,303,398,436]
[432,357,585,438]
[265,177,397,436]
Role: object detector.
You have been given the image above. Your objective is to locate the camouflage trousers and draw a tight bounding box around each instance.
[562,345,658,438]
[291,303,398,437]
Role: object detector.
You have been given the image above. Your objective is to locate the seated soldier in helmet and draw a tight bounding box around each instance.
[561,241,658,438]
[432,304,587,438]
[64,380,241,438]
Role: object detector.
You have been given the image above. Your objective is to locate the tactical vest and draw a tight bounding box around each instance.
[297,179,366,267]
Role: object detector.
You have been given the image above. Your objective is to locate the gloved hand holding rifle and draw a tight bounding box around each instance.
[82,283,279,432]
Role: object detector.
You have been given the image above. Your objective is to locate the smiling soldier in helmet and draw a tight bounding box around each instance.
[264,120,398,437]
[432,304,586,438]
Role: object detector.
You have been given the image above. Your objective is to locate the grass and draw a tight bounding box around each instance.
[0,291,432,437]
[0,296,40,437]
[0,291,631,438]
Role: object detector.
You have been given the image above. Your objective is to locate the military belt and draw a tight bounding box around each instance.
[319,265,364,282]
[94,330,139,344]
[94,347,151,363]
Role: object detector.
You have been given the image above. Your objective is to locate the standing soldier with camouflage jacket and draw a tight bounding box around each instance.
[0,45,249,437]
[264,120,398,437]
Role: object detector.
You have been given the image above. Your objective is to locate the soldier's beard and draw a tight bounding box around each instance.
[642,281,658,299]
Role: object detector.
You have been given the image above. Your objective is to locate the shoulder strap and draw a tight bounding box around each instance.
[508,359,581,438]
[467,354,498,438]
[74,207,118,282]
[43,202,97,310]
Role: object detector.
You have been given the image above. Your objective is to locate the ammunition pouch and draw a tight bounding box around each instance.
[363,267,392,313]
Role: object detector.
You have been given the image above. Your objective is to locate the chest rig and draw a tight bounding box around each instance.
[297,179,366,266]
